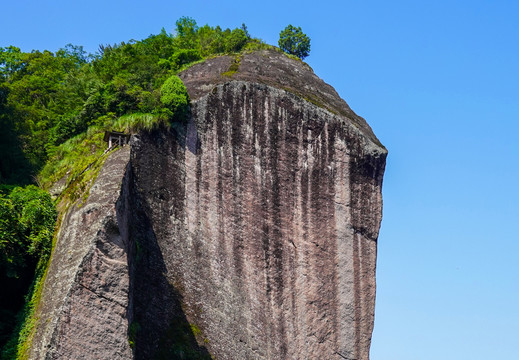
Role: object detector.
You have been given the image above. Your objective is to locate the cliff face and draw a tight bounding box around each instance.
[29,147,133,359]
[29,50,387,360]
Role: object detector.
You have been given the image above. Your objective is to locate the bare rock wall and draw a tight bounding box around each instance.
[129,81,386,360]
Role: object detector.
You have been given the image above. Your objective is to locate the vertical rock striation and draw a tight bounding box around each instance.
[29,50,386,360]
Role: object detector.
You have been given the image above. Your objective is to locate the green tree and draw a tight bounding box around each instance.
[0,77,32,185]
[1,18,260,185]
[168,49,202,70]
[278,25,311,60]
[176,16,199,49]
[0,47,23,79]
[224,28,248,53]
[0,49,85,178]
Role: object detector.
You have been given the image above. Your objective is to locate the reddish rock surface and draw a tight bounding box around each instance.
[29,50,386,360]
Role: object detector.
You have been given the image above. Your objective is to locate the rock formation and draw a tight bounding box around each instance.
[29,50,387,360]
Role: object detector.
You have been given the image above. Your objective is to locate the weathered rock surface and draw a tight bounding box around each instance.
[30,147,132,359]
[29,50,386,360]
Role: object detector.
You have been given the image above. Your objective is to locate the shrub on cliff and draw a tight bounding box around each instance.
[278,25,311,60]
[160,75,189,121]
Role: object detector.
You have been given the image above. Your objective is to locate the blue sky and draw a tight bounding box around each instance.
[2,1,518,358]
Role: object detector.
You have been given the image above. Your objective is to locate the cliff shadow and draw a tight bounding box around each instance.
[124,164,211,360]
[171,115,200,156]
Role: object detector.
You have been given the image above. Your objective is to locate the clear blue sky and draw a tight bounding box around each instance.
[2,1,518,359]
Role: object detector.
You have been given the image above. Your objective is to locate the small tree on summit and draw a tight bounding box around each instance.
[278,25,311,60]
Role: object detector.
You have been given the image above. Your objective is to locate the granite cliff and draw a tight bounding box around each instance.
[28,50,387,360]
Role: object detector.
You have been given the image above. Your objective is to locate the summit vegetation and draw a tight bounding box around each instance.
[0,17,271,187]
[278,25,311,60]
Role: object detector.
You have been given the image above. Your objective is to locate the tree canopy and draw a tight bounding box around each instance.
[0,185,56,352]
[278,25,311,60]
[0,18,267,186]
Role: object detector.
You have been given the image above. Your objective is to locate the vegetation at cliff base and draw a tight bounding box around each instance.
[0,186,56,356]
[0,186,56,278]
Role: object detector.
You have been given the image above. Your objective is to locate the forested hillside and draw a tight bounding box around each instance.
[0,18,267,186]
[0,17,271,357]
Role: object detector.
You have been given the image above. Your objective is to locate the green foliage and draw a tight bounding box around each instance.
[225,29,249,53]
[0,46,88,182]
[0,19,266,186]
[241,23,251,40]
[9,187,55,258]
[128,321,140,348]
[0,47,23,79]
[160,75,189,120]
[0,196,18,276]
[168,49,202,70]
[0,186,56,278]
[176,16,199,49]
[37,128,106,192]
[58,44,91,65]
[278,25,311,60]
[0,185,56,355]
[243,39,275,52]
[112,113,167,133]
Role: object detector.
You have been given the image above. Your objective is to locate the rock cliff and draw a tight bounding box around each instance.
[29,50,387,360]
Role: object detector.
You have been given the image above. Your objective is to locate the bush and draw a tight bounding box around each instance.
[225,29,248,53]
[169,49,202,70]
[160,75,189,121]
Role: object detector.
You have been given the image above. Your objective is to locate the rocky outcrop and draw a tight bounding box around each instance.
[29,50,386,360]
[29,147,132,359]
